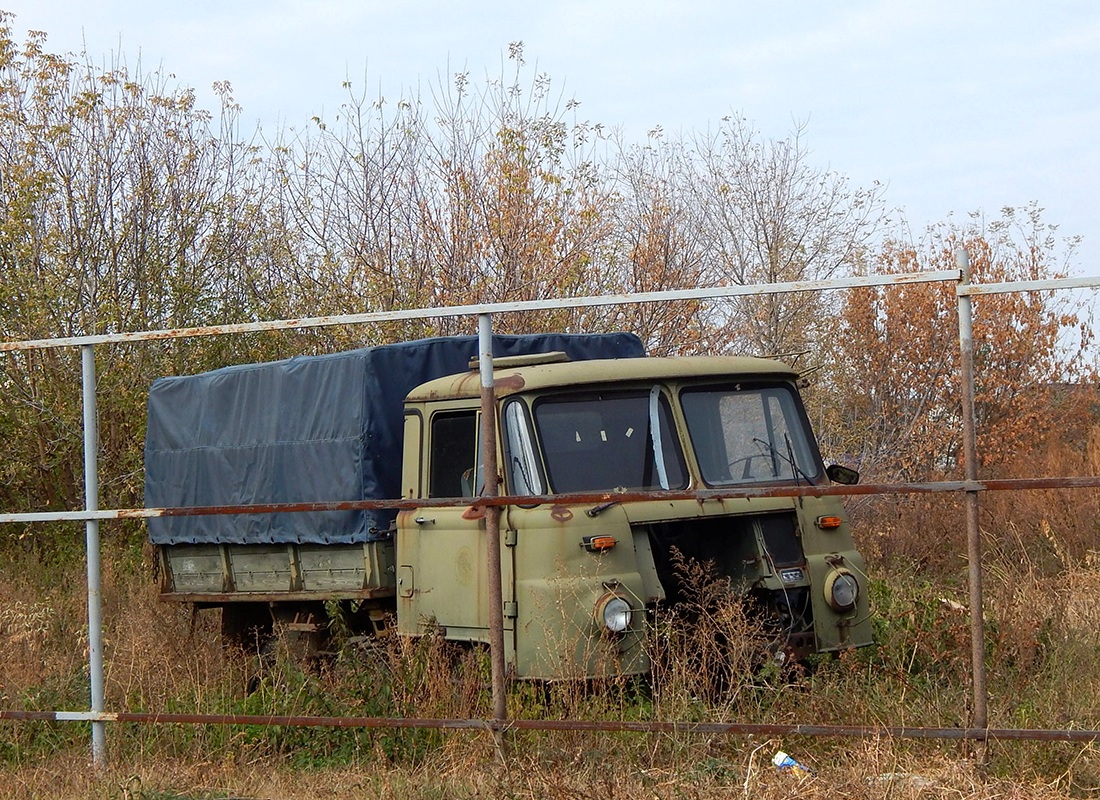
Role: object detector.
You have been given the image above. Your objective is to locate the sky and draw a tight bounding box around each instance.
[3,1,1099,275]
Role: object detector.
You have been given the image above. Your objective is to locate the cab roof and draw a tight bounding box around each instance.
[405,355,798,403]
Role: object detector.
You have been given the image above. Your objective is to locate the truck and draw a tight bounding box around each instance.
[145,332,872,679]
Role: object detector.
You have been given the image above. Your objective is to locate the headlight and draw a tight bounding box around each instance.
[594,593,632,634]
[824,570,859,612]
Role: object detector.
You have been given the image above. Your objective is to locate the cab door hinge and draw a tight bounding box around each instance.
[504,528,518,547]
[503,601,518,619]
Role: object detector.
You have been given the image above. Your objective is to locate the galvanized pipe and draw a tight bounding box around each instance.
[0,270,964,352]
[10,268,1097,355]
[956,249,988,731]
[81,345,107,766]
[478,314,508,724]
[958,274,1100,296]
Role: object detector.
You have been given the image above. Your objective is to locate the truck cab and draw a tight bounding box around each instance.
[397,353,872,680]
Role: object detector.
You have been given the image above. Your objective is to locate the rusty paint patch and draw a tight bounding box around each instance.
[550,506,573,522]
[495,373,526,392]
[455,371,482,395]
[462,505,486,520]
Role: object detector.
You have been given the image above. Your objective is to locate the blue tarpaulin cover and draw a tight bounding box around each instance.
[144,333,645,545]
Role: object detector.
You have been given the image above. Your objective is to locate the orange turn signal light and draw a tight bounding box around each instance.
[582,535,618,552]
[816,515,843,530]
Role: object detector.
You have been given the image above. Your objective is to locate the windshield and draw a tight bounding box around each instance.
[680,383,821,486]
[532,391,687,493]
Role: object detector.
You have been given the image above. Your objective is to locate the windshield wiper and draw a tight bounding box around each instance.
[586,499,621,518]
[753,436,814,485]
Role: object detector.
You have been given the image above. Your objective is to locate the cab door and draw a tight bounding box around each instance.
[396,406,515,656]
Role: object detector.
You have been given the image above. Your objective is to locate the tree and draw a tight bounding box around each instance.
[266,42,623,344]
[691,117,885,364]
[600,136,713,356]
[413,47,615,336]
[0,16,279,519]
[823,204,1094,482]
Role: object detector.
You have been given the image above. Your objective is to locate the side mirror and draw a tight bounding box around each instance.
[826,464,860,485]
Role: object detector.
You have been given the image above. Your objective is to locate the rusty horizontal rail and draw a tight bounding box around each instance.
[3,475,1099,526]
[2,709,1097,743]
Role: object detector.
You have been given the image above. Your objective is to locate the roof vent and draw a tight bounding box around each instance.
[468,351,572,371]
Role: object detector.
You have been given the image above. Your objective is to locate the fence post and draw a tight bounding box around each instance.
[478,315,508,728]
[955,250,988,732]
[81,344,107,765]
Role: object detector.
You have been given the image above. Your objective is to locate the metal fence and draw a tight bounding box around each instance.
[2,259,1099,767]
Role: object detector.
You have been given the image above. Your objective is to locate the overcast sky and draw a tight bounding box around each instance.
[3,1,1099,275]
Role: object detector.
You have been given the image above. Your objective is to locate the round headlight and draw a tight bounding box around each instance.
[824,570,859,612]
[594,594,632,634]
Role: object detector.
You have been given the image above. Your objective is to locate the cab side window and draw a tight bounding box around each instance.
[428,411,480,498]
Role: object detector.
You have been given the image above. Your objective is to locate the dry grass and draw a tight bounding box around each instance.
[1,744,1096,799]
[3,494,1100,798]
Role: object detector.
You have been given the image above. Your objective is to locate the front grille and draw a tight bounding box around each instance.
[757,513,805,567]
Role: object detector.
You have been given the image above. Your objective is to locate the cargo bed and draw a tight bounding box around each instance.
[159,541,396,603]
